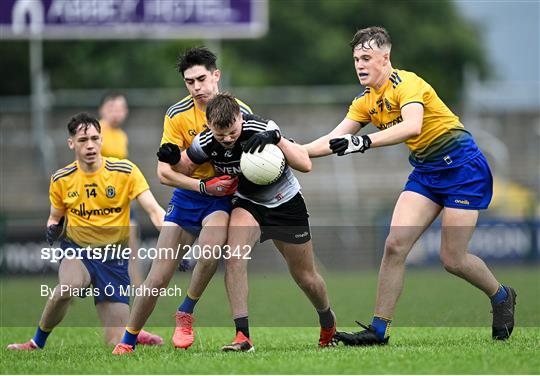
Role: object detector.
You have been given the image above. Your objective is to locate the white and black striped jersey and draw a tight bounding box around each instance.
[186,114,301,208]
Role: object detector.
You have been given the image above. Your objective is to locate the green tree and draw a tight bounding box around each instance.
[222,0,488,104]
[0,40,197,95]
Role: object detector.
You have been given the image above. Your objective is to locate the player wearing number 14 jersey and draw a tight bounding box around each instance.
[7,113,164,351]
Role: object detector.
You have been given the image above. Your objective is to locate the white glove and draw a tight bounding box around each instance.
[329,134,372,156]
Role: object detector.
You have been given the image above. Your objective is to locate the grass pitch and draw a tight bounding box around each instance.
[2,327,539,374]
[1,267,539,374]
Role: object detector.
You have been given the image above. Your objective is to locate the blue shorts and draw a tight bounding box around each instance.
[164,188,232,236]
[60,240,130,305]
[404,153,493,210]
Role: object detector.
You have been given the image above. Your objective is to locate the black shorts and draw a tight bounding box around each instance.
[231,192,311,244]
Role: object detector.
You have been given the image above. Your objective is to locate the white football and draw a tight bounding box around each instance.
[240,144,286,185]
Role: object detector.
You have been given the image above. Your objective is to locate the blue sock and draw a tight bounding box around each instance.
[120,328,139,348]
[32,326,51,348]
[178,294,199,314]
[490,285,508,305]
[371,316,391,340]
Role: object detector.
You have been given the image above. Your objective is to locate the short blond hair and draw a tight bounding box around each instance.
[350,26,392,51]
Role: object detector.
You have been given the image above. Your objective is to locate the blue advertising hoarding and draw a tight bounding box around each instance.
[405,219,540,266]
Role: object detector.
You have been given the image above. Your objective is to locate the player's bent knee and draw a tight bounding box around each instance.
[200,230,228,248]
[147,259,178,282]
[296,278,316,292]
[53,282,85,301]
[292,271,319,291]
[196,256,219,270]
[384,236,411,260]
[143,274,170,290]
[224,256,246,272]
[443,262,462,276]
[441,257,466,276]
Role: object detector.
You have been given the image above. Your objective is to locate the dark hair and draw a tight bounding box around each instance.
[350,26,391,51]
[177,47,217,77]
[67,113,101,136]
[99,91,126,108]
[206,92,241,130]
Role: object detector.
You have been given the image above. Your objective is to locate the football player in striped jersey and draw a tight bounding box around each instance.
[175,93,337,351]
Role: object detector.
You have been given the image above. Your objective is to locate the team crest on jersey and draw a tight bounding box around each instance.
[188,129,196,136]
[106,186,116,198]
[384,98,392,111]
[224,149,233,158]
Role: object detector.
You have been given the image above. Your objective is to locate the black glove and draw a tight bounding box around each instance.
[243,130,281,154]
[46,216,65,246]
[157,143,181,165]
[329,134,372,156]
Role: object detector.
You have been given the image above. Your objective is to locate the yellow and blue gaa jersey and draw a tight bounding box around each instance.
[347,69,480,170]
[161,95,252,179]
[100,119,128,159]
[49,157,149,247]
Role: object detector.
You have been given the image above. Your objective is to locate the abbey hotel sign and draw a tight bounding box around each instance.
[0,0,268,39]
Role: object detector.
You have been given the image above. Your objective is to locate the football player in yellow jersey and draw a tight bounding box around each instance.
[113,47,253,354]
[99,92,129,159]
[7,113,165,351]
[98,92,144,286]
[304,26,516,345]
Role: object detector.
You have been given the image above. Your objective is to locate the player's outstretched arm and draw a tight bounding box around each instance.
[278,138,312,173]
[303,118,362,158]
[135,190,165,230]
